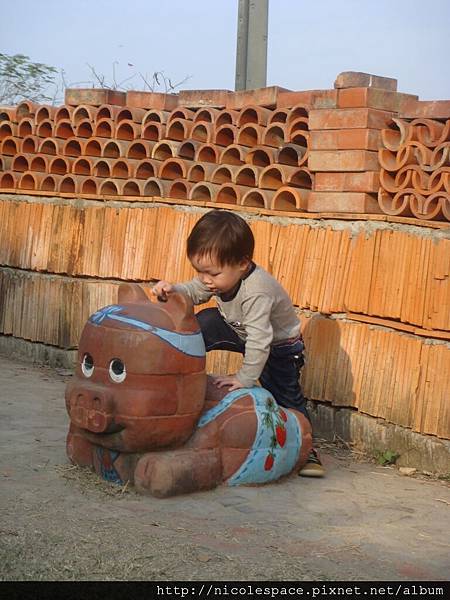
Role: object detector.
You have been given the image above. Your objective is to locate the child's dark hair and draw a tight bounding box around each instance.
[187,210,254,265]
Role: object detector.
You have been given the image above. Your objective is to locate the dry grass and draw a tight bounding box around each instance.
[54,464,135,497]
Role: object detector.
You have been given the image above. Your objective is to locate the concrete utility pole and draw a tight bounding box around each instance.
[235,0,269,91]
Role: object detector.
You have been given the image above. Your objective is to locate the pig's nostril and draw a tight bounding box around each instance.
[93,397,102,409]
[75,393,87,408]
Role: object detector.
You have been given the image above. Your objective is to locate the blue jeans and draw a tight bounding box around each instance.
[197,308,310,421]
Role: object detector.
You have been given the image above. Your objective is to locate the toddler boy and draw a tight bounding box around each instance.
[152,210,323,477]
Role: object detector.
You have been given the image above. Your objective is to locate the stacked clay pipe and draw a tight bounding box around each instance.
[2,76,450,222]
[0,95,313,213]
[378,118,450,221]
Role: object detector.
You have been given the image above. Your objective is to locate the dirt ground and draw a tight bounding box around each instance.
[1,354,449,582]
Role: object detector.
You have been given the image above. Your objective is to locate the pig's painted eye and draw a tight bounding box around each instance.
[109,358,126,383]
[81,353,94,378]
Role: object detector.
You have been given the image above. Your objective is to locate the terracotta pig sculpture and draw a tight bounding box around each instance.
[65,284,312,497]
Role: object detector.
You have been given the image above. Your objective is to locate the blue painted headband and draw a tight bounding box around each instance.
[89,305,206,358]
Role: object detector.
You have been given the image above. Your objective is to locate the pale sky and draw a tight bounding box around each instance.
[1,0,449,101]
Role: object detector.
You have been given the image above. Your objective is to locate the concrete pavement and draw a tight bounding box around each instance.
[0,354,449,581]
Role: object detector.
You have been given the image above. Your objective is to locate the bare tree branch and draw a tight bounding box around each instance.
[0,54,192,104]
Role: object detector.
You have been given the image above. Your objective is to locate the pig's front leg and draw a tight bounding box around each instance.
[134,448,222,497]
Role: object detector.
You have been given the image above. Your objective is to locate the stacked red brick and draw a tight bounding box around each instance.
[306,72,421,214]
[378,117,450,221]
[0,87,314,212]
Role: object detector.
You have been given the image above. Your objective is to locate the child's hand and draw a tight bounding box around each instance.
[213,375,244,392]
[152,280,174,302]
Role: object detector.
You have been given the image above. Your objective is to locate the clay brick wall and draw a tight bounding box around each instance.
[0,71,449,442]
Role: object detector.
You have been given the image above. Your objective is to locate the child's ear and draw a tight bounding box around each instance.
[239,257,251,271]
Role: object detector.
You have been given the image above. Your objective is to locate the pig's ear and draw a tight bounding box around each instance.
[162,292,197,330]
[118,283,149,304]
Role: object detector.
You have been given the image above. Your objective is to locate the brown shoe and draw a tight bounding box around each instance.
[299,448,325,477]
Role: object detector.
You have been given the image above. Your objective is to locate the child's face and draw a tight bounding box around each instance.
[190,253,250,294]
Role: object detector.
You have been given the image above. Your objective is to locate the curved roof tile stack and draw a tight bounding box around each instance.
[0,90,313,214]
[2,73,449,223]
[379,117,450,221]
